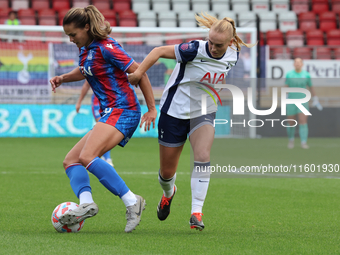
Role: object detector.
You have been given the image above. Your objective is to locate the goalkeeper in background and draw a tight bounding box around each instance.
[285,58,322,149]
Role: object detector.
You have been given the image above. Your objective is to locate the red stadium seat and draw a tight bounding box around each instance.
[312,2,329,14]
[292,0,309,14]
[271,47,292,59]
[316,47,332,59]
[266,30,284,45]
[119,19,137,27]
[0,8,11,18]
[286,30,304,46]
[20,17,36,25]
[52,1,70,11]
[113,2,131,13]
[306,29,324,45]
[17,8,35,18]
[106,18,117,26]
[32,0,50,10]
[92,1,111,11]
[0,0,8,9]
[165,33,184,44]
[333,47,340,58]
[299,12,317,32]
[125,33,143,45]
[294,47,312,59]
[327,29,340,45]
[319,12,337,32]
[100,9,116,19]
[39,18,57,26]
[118,10,136,20]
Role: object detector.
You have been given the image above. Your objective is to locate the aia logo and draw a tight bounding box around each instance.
[200,72,225,84]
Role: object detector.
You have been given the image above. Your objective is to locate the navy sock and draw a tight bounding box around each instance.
[86,157,129,198]
[65,163,92,198]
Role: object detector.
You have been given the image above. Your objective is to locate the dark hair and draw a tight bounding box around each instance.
[63,5,111,40]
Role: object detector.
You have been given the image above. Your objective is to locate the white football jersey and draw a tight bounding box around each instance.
[159,40,239,119]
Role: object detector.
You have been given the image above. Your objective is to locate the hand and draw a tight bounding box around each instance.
[140,108,157,131]
[50,76,63,93]
[128,72,142,86]
[75,102,81,113]
[312,96,323,111]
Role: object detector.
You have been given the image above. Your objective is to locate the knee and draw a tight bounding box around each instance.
[63,156,76,169]
[78,153,93,167]
[194,150,210,163]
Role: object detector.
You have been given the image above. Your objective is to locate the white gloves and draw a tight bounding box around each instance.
[312,96,323,111]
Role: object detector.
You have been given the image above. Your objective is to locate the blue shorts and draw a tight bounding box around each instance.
[99,108,141,147]
[158,112,216,147]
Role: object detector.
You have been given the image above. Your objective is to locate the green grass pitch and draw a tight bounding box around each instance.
[1,137,340,254]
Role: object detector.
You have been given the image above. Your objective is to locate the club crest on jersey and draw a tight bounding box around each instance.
[180,43,195,51]
[87,50,93,60]
[106,43,113,49]
[80,66,93,76]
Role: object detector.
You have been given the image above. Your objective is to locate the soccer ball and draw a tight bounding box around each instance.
[51,202,85,233]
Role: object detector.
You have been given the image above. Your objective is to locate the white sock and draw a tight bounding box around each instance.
[191,161,211,214]
[79,191,94,205]
[121,190,137,207]
[158,171,176,198]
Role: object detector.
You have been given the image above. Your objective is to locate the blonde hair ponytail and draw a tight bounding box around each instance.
[195,12,255,51]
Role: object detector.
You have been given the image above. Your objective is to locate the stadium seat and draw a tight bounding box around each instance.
[299,12,317,32]
[152,0,170,12]
[306,29,324,46]
[333,47,340,58]
[327,29,340,45]
[232,1,250,12]
[39,19,57,26]
[271,0,289,12]
[52,1,70,12]
[258,12,277,32]
[178,11,197,27]
[138,11,157,27]
[100,10,117,19]
[20,17,37,25]
[132,1,150,13]
[238,12,256,28]
[172,0,190,12]
[217,11,236,21]
[158,12,177,27]
[192,0,210,13]
[212,1,230,13]
[12,0,29,10]
[119,18,137,26]
[278,11,297,32]
[38,9,57,25]
[293,47,312,59]
[266,30,284,45]
[31,0,50,10]
[106,18,117,26]
[316,47,332,59]
[125,32,143,45]
[291,0,309,14]
[271,47,292,59]
[57,9,69,25]
[72,0,90,8]
[319,12,337,32]
[92,0,111,10]
[312,2,329,14]
[118,10,136,20]
[113,2,131,13]
[331,0,340,13]
[251,0,269,12]
[286,30,304,46]
[165,33,183,44]
[0,0,8,9]
[17,9,35,18]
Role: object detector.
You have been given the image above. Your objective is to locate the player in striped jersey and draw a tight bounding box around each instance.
[50,5,157,233]
[129,13,254,230]
[76,80,114,166]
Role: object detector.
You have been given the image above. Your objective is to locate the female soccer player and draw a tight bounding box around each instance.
[128,13,253,230]
[50,5,157,233]
[76,80,113,166]
[285,58,322,149]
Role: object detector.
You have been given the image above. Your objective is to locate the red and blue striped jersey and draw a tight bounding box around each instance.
[79,37,140,112]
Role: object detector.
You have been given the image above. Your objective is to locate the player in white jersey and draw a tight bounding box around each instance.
[129,13,254,230]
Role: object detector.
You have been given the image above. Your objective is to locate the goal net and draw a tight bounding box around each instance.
[0,25,256,138]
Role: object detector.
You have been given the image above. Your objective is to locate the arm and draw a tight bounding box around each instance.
[126,61,157,131]
[50,67,85,93]
[128,45,176,85]
[76,80,91,113]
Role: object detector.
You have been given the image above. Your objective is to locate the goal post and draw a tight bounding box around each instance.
[0,25,257,138]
